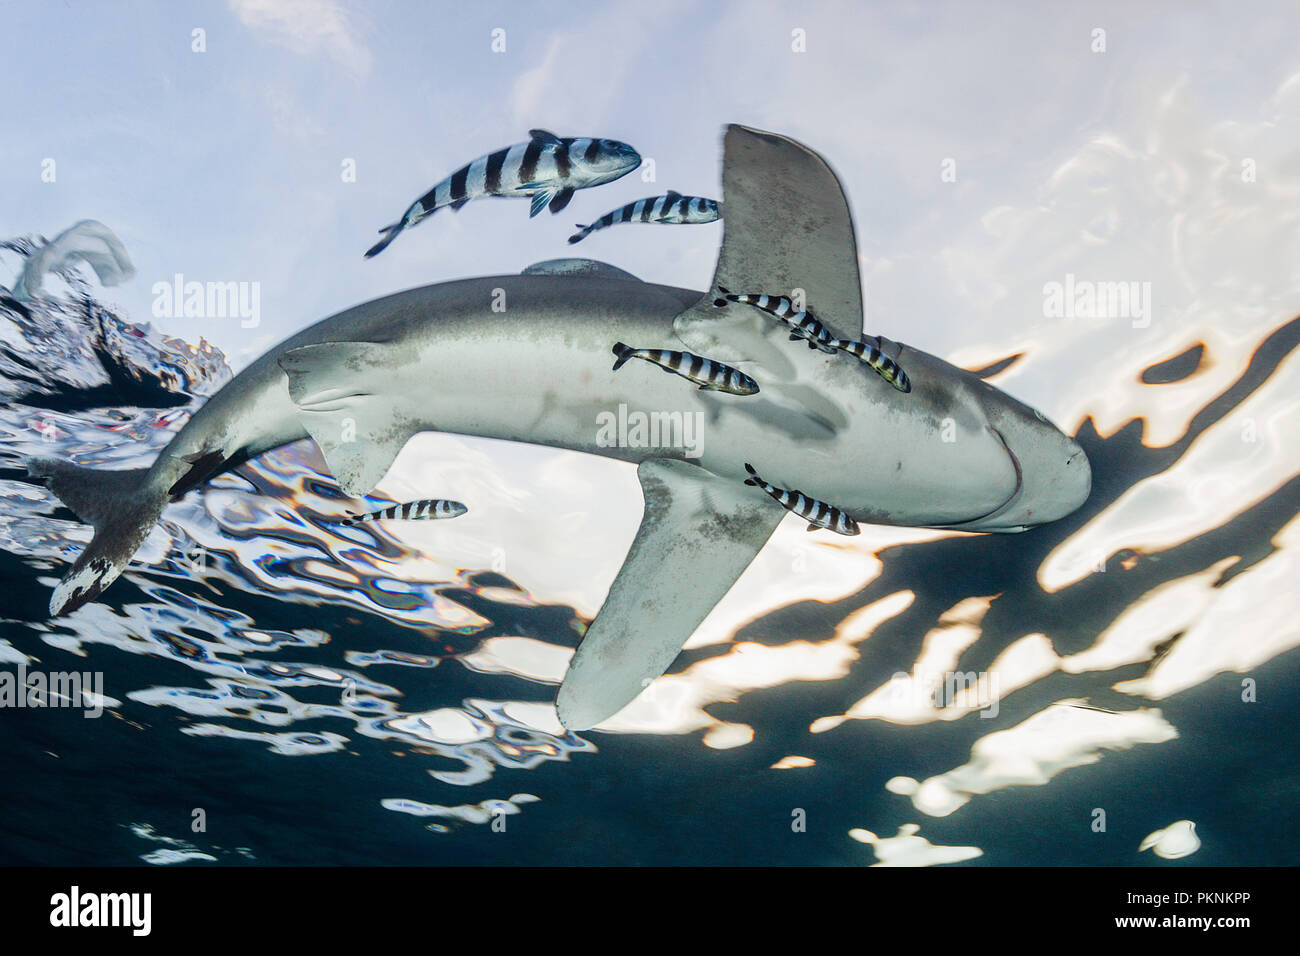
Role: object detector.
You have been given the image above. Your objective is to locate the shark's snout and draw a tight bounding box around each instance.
[1062,443,1092,515]
[937,402,1091,533]
[1006,428,1090,529]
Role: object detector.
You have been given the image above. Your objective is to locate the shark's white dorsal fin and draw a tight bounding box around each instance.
[521,258,642,281]
[556,458,783,730]
[278,342,416,498]
[674,125,865,362]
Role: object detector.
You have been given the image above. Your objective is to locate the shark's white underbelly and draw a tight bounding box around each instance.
[163,273,1016,528]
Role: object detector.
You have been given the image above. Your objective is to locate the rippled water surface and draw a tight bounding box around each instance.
[1,224,1298,866]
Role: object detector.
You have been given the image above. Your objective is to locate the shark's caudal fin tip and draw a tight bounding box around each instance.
[49,561,108,617]
[47,540,128,618]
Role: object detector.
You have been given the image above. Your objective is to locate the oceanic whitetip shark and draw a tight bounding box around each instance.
[27,125,1091,730]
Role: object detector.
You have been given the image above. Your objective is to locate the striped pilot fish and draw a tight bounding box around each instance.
[611,342,759,395]
[337,499,468,525]
[743,463,860,536]
[568,191,719,244]
[721,289,912,392]
[719,289,838,354]
[829,337,912,392]
[365,129,641,258]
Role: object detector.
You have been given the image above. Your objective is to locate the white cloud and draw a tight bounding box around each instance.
[227,0,371,76]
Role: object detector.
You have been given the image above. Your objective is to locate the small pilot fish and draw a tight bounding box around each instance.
[338,499,468,525]
[720,289,837,353]
[830,338,912,392]
[743,463,859,535]
[568,191,719,244]
[611,342,758,395]
[365,129,641,258]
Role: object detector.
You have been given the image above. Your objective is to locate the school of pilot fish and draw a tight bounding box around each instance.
[355,126,913,531]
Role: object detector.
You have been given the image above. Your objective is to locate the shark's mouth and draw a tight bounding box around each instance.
[929,426,1025,532]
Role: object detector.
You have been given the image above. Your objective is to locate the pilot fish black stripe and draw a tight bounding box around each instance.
[484,148,508,192]
[449,164,470,204]
[831,338,912,392]
[611,342,758,395]
[724,291,837,353]
[339,499,468,525]
[743,463,859,535]
[724,290,799,319]
[790,312,837,352]
[518,139,544,185]
[568,193,720,244]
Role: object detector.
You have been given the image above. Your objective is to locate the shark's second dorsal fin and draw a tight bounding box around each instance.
[278,341,416,498]
[674,125,865,362]
[521,258,642,281]
[556,458,784,730]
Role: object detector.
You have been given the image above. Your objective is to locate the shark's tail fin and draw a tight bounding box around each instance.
[364,221,405,259]
[27,456,171,616]
[611,342,635,371]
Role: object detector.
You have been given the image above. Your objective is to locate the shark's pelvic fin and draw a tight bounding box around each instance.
[674,124,866,362]
[556,459,784,730]
[168,449,228,499]
[278,342,416,498]
[520,258,642,281]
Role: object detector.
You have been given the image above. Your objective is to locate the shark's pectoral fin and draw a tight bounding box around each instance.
[556,459,783,730]
[278,342,416,498]
[674,125,866,362]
